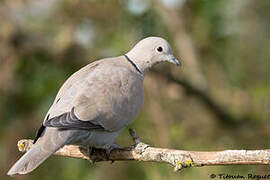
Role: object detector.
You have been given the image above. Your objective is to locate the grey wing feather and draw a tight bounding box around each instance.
[44,61,102,120]
[43,107,104,130]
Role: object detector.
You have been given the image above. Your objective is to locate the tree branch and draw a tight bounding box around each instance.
[16,129,270,172]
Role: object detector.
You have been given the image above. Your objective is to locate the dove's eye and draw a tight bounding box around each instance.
[156,46,163,52]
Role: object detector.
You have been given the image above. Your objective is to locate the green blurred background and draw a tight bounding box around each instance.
[1,0,270,179]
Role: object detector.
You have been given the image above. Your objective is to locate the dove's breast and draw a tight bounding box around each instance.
[92,65,144,131]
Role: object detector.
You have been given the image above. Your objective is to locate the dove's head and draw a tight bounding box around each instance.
[126,36,180,74]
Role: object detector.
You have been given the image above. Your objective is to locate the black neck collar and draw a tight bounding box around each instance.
[124,54,143,74]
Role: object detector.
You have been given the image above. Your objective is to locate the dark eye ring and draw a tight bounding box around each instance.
[157,46,163,52]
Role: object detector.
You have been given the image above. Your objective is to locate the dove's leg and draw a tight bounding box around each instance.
[87,146,108,163]
[104,142,121,159]
[87,146,96,163]
[87,142,120,163]
[127,128,150,153]
[104,142,121,163]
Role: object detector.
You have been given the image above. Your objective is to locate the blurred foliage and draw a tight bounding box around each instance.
[1,0,270,179]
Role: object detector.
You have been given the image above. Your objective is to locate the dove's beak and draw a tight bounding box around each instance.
[169,55,181,67]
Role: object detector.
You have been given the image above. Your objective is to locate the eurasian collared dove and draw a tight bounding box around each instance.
[7,36,180,176]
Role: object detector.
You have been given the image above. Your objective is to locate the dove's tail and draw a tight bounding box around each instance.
[7,142,57,175]
[7,128,72,176]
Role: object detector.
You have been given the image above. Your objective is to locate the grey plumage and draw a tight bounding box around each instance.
[7,37,180,176]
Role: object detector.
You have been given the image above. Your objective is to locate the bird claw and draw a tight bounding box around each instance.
[134,142,149,154]
[87,146,98,164]
[105,142,121,163]
[86,142,121,163]
[127,128,149,153]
